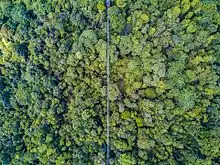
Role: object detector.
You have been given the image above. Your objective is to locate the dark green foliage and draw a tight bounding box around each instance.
[0,0,219,164]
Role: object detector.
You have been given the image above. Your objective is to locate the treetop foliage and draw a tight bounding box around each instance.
[0,0,219,164]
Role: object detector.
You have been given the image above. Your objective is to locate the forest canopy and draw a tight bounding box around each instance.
[0,0,220,164]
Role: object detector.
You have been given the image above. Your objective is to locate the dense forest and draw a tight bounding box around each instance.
[0,0,220,164]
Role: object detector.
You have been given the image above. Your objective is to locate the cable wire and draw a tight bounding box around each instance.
[105,0,110,164]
